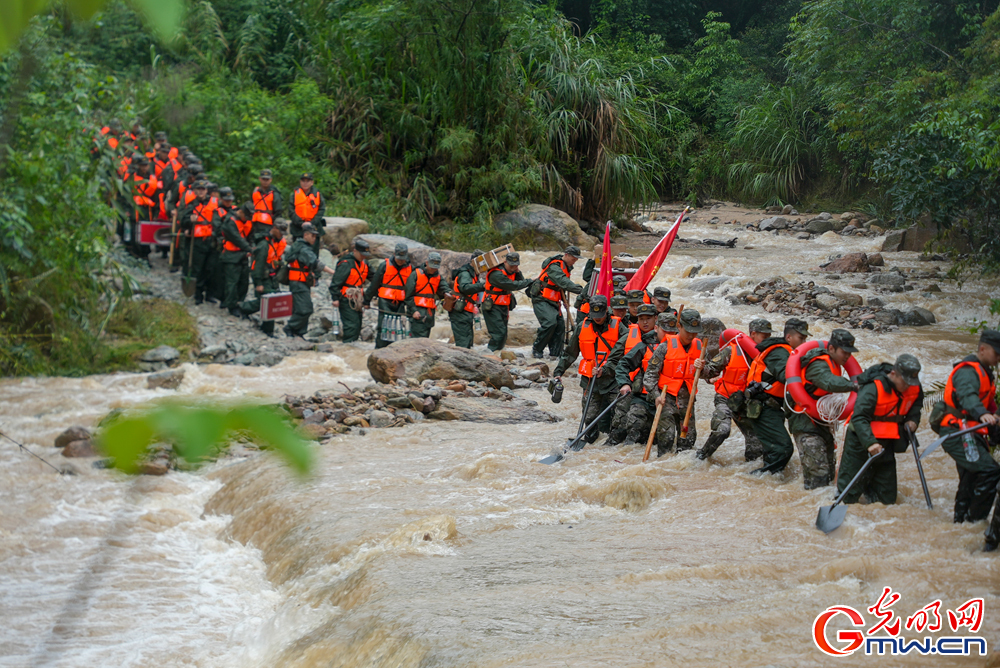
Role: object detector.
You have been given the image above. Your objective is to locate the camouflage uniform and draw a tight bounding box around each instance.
[699,344,764,461]
[641,310,704,456]
[605,308,660,445]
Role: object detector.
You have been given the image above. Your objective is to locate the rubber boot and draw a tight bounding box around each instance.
[698,432,727,460]
[968,468,1000,522]
[954,468,974,523]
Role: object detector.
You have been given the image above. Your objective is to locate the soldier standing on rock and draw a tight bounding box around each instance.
[482,252,533,352]
[329,239,372,343]
[553,295,627,443]
[746,318,807,477]
[405,252,448,338]
[696,319,769,462]
[289,173,326,254]
[366,243,413,349]
[786,328,860,489]
[449,250,485,349]
[241,220,287,337]
[283,223,335,339]
[531,246,583,359]
[644,309,706,456]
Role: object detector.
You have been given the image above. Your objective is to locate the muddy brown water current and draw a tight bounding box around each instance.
[3,213,1000,667]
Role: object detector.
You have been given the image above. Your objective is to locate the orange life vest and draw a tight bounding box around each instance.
[869,378,921,439]
[378,261,412,302]
[578,317,620,377]
[453,275,478,313]
[100,127,119,150]
[714,340,752,399]
[485,267,515,306]
[747,343,793,398]
[412,269,441,309]
[941,360,996,434]
[340,258,369,296]
[657,335,703,396]
[190,200,217,238]
[252,238,287,273]
[132,173,159,210]
[293,188,320,221]
[289,259,311,282]
[538,258,569,302]
[252,188,276,226]
[223,218,254,252]
[623,324,645,381]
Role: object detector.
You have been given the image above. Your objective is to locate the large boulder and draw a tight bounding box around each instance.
[816,293,841,311]
[881,229,905,252]
[869,272,906,287]
[759,216,788,231]
[407,248,471,282]
[356,234,431,259]
[805,218,838,234]
[55,426,90,449]
[368,338,514,388]
[140,345,179,363]
[494,204,597,252]
[321,217,369,253]
[427,396,561,423]
[900,306,936,326]
[821,252,870,273]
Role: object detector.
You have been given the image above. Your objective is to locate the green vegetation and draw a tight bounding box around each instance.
[3,0,1000,375]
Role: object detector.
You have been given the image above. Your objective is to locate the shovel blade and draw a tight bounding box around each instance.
[816,504,848,534]
[182,276,196,298]
[538,453,563,465]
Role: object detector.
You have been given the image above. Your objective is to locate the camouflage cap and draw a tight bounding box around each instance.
[505,251,520,266]
[829,328,857,353]
[259,169,273,179]
[589,295,608,316]
[156,143,170,153]
[564,245,582,258]
[354,238,371,256]
[784,318,810,337]
[132,154,148,165]
[178,145,189,153]
[188,163,204,174]
[612,274,628,285]
[300,172,313,180]
[627,289,646,304]
[657,311,677,330]
[636,303,657,317]
[894,353,921,386]
[426,251,442,268]
[653,286,671,300]
[980,329,1000,355]
[274,220,289,232]
[219,186,234,200]
[154,131,167,141]
[394,242,409,259]
[610,295,628,309]
[301,222,318,236]
[679,308,703,333]
[748,318,773,334]
[193,179,209,189]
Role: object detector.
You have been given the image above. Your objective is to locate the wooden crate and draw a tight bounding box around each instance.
[472,244,515,275]
[260,292,294,321]
[593,243,626,265]
[611,254,644,269]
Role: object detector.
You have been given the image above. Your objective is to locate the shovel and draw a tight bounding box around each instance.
[918,422,984,461]
[181,232,196,298]
[539,395,622,464]
[906,425,933,510]
[816,451,884,533]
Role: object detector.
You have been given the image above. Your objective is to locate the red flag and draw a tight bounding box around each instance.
[596,221,613,300]
[625,206,687,292]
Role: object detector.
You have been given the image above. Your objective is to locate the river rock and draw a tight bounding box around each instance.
[252,351,284,367]
[804,217,837,234]
[62,439,97,457]
[147,368,185,390]
[368,410,396,428]
[868,253,885,267]
[368,339,514,388]
[832,290,864,306]
[321,217,369,253]
[781,204,793,215]
[822,252,870,273]
[356,234,431,259]
[881,229,905,252]
[759,216,788,231]
[55,426,91,449]
[427,396,560,423]
[816,294,841,310]
[396,408,425,422]
[519,368,542,381]
[493,204,597,251]
[141,459,170,476]
[140,345,180,364]
[688,276,731,293]
[900,306,936,326]
[869,272,906,287]
[873,309,903,326]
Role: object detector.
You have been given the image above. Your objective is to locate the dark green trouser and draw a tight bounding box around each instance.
[375,298,407,349]
[240,278,278,335]
[532,298,565,357]
[836,430,899,504]
[450,308,475,348]
[187,237,216,301]
[285,280,313,336]
[221,251,249,310]
[408,306,435,338]
[941,427,1000,523]
[339,301,364,343]
[483,304,510,351]
[749,405,794,474]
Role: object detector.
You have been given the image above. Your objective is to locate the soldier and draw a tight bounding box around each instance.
[531,246,583,359]
[283,223,335,338]
[931,330,1000,542]
[605,304,668,445]
[365,243,413,349]
[616,306,670,446]
[554,295,627,442]
[644,309,706,456]
[218,197,253,316]
[329,239,372,343]
[251,169,282,240]
[405,252,449,338]
[623,290,645,327]
[178,180,219,304]
[746,318,808,476]
[786,328,859,489]
[240,220,287,337]
[696,319,770,461]
[836,354,923,505]
[449,250,485,349]
[573,257,597,318]
[482,252,533,352]
[610,295,628,321]
[125,155,159,258]
[289,173,326,253]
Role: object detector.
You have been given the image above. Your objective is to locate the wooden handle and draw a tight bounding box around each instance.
[680,336,709,438]
[643,402,664,462]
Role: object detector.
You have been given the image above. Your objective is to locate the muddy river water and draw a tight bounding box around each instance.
[3,214,1000,667]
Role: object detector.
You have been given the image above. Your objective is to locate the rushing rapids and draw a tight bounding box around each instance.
[3,208,1000,667]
